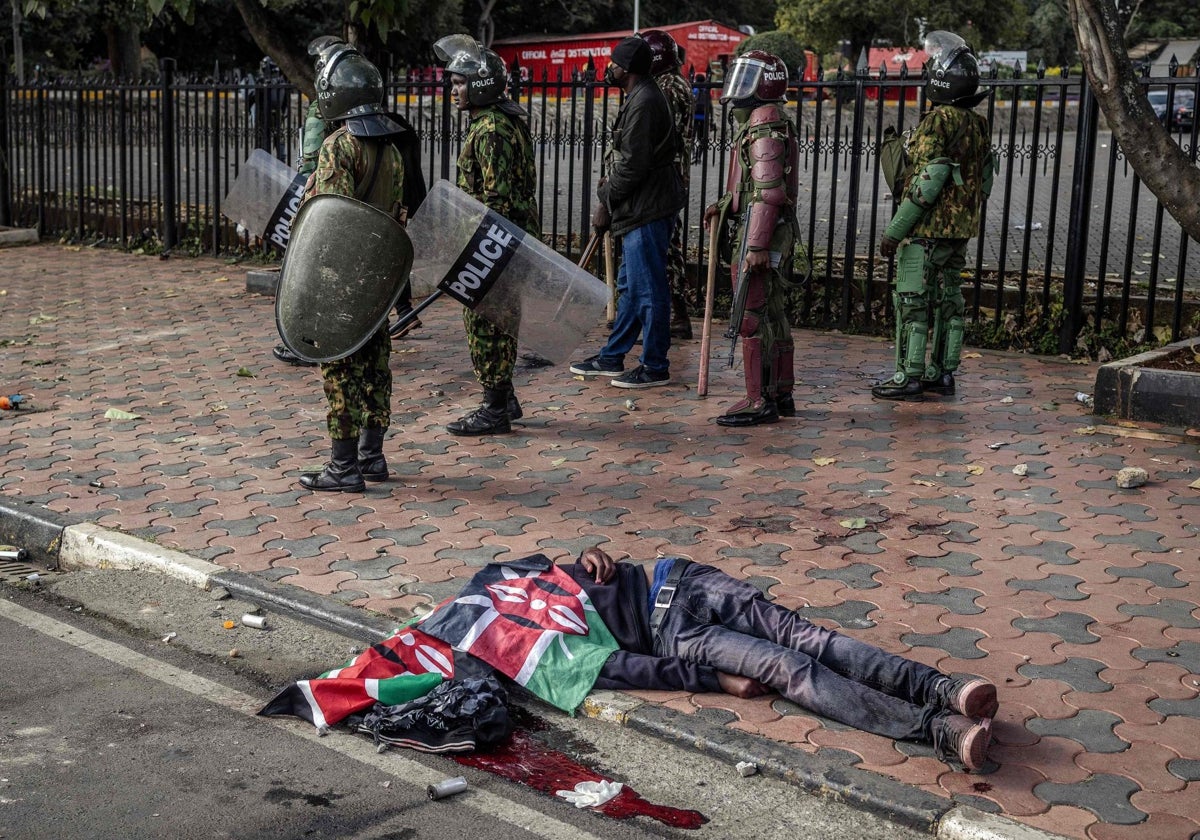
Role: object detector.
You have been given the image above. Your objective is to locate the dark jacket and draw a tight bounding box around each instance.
[597,77,686,237]
[560,562,720,693]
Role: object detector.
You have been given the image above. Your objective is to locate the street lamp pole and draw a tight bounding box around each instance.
[633,0,639,33]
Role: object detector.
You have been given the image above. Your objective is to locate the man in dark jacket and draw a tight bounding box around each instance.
[570,36,685,389]
[560,548,998,771]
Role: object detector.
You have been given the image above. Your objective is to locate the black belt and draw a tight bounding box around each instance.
[649,559,690,634]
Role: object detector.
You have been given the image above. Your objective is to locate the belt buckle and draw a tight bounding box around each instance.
[654,584,676,610]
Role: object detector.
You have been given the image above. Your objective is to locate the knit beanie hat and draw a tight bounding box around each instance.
[610,36,652,75]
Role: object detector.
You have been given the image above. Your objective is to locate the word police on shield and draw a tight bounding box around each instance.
[439,211,526,308]
[221,149,307,254]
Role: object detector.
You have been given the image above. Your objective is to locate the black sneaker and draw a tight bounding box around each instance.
[569,355,624,377]
[611,365,671,389]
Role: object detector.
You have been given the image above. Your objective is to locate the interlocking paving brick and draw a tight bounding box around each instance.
[1013,613,1100,645]
[1010,574,1088,601]
[900,627,988,660]
[807,563,881,589]
[1094,530,1170,553]
[1106,562,1187,589]
[909,550,983,577]
[1033,773,1147,825]
[1119,599,1200,629]
[1027,710,1129,753]
[1003,540,1079,566]
[797,600,878,629]
[1148,694,1200,719]
[1020,658,1113,693]
[905,586,984,615]
[1167,759,1200,782]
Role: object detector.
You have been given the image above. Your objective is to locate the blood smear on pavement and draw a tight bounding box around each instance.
[452,729,708,829]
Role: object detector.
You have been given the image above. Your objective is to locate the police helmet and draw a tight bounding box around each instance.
[315,46,386,122]
[923,31,980,106]
[719,49,788,104]
[640,30,682,77]
[434,34,509,106]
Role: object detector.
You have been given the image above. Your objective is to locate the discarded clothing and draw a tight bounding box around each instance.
[357,676,511,754]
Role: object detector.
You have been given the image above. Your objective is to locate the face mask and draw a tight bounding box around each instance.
[604,64,620,85]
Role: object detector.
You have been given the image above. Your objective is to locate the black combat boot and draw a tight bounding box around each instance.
[446,385,511,436]
[300,438,366,492]
[921,372,956,396]
[273,344,317,367]
[357,425,389,482]
[508,389,523,422]
[871,379,924,401]
[715,398,779,427]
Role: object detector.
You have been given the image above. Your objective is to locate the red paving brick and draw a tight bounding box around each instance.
[3,244,1199,839]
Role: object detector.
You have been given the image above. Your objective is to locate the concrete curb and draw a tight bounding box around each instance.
[0,226,40,247]
[2,502,1069,840]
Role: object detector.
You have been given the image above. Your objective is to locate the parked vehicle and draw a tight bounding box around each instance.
[1147,87,1195,131]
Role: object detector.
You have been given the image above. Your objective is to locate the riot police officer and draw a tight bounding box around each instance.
[296,42,408,491]
[433,35,540,435]
[703,50,800,426]
[872,32,994,401]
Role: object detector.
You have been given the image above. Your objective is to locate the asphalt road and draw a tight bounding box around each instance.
[0,572,930,840]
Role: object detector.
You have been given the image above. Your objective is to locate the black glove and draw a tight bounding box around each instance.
[880,235,901,258]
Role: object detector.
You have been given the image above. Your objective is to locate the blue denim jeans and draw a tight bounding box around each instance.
[655,563,944,741]
[597,217,673,373]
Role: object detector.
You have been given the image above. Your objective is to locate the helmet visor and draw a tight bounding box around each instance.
[924,31,970,73]
[720,57,765,103]
[434,34,485,76]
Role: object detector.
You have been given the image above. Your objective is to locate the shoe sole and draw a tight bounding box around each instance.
[957,680,999,719]
[611,378,671,389]
[569,366,623,377]
[958,719,992,771]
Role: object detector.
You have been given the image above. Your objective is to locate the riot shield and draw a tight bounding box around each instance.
[406,180,607,364]
[221,149,308,252]
[275,194,413,363]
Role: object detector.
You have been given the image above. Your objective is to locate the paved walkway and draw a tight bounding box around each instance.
[2,244,1198,840]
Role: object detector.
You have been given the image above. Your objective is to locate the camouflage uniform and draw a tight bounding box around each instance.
[882,104,991,390]
[456,104,540,389]
[304,126,405,440]
[656,71,696,337]
[298,100,332,176]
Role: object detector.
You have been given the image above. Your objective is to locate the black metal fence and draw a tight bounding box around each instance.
[2,58,1198,352]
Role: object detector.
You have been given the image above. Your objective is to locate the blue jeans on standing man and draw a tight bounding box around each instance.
[597,217,673,374]
[654,560,945,741]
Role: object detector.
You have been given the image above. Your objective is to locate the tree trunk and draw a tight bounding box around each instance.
[1068,0,1200,243]
[105,24,142,80]
[232,0,315,99]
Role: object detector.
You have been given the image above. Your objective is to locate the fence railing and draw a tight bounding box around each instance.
[2,60,1198,352]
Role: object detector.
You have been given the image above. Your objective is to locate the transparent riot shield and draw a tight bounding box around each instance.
[406,180,607,364]
[221,149,308,252]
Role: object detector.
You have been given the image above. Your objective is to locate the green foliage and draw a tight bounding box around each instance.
[735,31,808,78]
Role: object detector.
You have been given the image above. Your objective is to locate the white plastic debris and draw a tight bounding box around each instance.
[555,780,624,808]
[162,632,177,643]
[736,761,758,777]
[1012,464,1029,476]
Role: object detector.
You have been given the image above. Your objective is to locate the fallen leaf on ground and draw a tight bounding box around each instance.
[104,408,142,420]
[912,479,937,487]
[236,367,255,377]
[1075,426,1097,435]
[966,464,985,475]
[839,517,868,530]
[813,457,837,467]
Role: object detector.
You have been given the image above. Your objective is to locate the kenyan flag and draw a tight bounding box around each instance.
[417,554,618,713]
[258,623,453,729]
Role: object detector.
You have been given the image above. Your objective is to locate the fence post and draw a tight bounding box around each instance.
[439,71,452,181]
[160,58,178,250]
[0,68,11,226]
[580,69,596,249]
[1059,74,1098,353]
[75,76,85,240]
[840,53,869,331]
[211,61,221,255]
